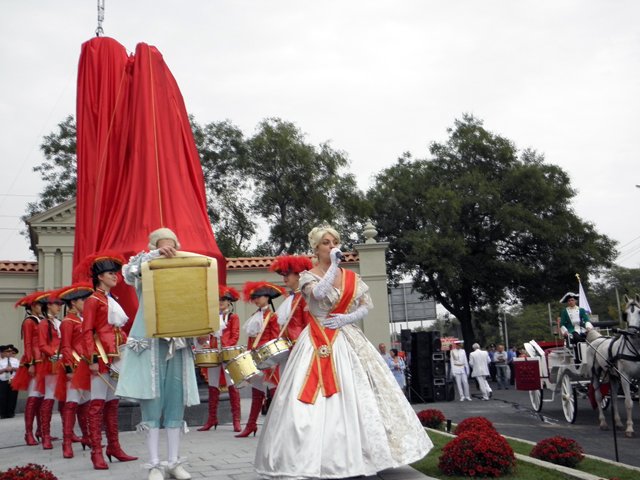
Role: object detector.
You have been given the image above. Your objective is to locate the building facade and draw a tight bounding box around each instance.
[0,201,390,352]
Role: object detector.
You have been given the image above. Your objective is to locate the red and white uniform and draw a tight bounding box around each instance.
[56,312,89,403]
[12,315,42,396]
[281,291,312,342]
[81,289,128,400]
[199,310,240,387]
[37,315,62,399]
[246,307,280,389]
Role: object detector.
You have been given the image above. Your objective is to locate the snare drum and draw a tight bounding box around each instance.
[252,338,292,370]
[221,346,245,363]
[194,349,221,368]
[225,351,260,388]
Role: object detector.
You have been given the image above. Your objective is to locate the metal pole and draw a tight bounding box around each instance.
[96,0,106,36]
[503,311,509,350]
[547,303,554,336]
[615,287,623,325]
[402,284,409,330]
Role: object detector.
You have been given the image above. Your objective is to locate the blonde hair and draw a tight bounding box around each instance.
[308,225,341,251]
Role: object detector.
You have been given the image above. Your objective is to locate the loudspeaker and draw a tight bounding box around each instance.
[430,330,442,353]
[432,352,446,377]
[400,329,412,353]
[410,383,433,404]
[433,377,446,402]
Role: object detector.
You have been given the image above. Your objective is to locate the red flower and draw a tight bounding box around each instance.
[416,409,446,428]
[454,416,497,436]
[438,430,515,477]
[0,463,58,480]
[530,436,584,468]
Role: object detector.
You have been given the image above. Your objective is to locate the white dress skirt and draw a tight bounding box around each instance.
[254,272,432,479]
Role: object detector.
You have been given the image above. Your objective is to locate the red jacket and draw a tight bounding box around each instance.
[60,313,85,368]
[38,316,61,375]
[248,309,279,350]
[205,312,240,349]
[283,292,311,342]
[19,315,40,367]
[82,290,127,373]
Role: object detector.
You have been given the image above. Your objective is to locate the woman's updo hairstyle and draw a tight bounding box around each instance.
[308,225,341,251]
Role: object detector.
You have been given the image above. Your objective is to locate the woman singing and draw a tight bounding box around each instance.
[255,225,432,479]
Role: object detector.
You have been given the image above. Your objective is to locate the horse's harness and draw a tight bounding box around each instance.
[608,326,640,364]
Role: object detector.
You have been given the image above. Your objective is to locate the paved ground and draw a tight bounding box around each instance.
[2,380,639,479]
[0,395,435,480]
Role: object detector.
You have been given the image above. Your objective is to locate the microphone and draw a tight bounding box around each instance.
[335,251,345,262]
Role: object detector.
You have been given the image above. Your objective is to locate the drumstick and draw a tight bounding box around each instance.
[96,371,116,392]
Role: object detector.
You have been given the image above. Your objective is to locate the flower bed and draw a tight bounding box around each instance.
[530,436,584,468]
[417,408,446,429]
[0,463,58,480]
[438,430,515,477]
[454,416,496,436]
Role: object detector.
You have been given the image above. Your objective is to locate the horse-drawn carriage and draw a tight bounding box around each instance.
[515,295,640,435]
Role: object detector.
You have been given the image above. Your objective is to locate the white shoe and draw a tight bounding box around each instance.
[460,398,465,401]
[167,462,191,480]
[465,397,472,401]
[147,466,165,480]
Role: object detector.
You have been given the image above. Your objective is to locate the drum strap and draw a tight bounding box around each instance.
[278,293,303,338]
[298,269,357,404]
[251,311,273,350]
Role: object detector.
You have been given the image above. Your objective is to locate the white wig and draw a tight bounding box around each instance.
[308,225,341,251]
[148,227,181,250]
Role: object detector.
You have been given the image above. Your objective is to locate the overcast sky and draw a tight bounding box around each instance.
[1,1,639,270]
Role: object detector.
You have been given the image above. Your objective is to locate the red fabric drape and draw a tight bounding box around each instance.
[74,38,227,321]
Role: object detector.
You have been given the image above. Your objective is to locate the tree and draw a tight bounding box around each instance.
[368,115,617,348]
[190,118,255,256]
[590,266,640,322]
[243,118,369,255]
[25,115,77,218]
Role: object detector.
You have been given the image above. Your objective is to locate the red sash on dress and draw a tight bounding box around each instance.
[298,269,357,404]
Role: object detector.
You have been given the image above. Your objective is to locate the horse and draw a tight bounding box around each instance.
[585,294,640,437]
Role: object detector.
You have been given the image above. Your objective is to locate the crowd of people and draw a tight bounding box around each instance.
[3,225,432,480]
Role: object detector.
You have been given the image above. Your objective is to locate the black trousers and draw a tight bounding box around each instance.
[0,380,18,418]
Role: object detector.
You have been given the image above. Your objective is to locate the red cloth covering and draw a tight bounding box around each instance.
[74,37,226,321]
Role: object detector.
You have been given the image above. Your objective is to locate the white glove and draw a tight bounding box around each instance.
[322,304,369,330]
[311,247,343,300]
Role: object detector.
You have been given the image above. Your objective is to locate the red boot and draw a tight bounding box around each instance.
[40,398,55,449]
[76,401,90,450]
[62,401,77,458]
[34,396,43,442]
[87,399,108,470]
[198,386,220,431]
[104,399,137,463]
[228,386,242,432]
[24,396,40,446]
[235,388,264,438]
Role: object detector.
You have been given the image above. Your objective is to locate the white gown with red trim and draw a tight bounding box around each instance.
[255,272,432,479]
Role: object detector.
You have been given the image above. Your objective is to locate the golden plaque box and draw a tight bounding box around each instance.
[141,252,219,337]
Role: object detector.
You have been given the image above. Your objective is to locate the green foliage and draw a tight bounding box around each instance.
[25,115,77,218]
[590,266,640,322]
[501,303,558,348]
[368,114,617,345]
[242,118,369,255]
[190,117,255,256]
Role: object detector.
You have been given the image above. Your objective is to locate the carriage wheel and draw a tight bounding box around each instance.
[561,374,577,423]
[529,389,544,412]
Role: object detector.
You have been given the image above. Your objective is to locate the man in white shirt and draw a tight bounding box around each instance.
[0,344,20,418]
[449,340,471,401]
[469,343,492,400]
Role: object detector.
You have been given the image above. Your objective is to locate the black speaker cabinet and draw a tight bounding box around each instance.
[400,329,412,353]
[431,352,446,377]
[433,377,447,402]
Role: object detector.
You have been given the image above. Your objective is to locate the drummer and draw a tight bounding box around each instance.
[236,281,285,438]
[37,290,64,450]
[55,282,93,458]
[76,251,137,470]
[270,255,313,345]
[196,285,242,432]
[116,228,199,480]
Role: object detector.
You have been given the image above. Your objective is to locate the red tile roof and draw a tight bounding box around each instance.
[0,253,360,273]
[0,261,38,273]
[227,252,359,270]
